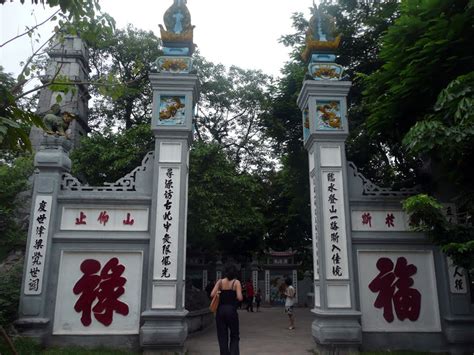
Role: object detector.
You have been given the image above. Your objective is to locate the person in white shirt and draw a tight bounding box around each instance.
[283,277,296,330]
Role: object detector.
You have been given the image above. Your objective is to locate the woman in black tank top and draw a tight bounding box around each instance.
[210,263,243,355]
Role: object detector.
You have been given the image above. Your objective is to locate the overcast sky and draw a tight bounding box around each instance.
[1,0,315,78]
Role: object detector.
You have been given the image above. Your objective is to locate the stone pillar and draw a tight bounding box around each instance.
[139,72,198,353]
[16,136,72,340]
[292,269,298,303]
[251,258,258,294]
[202,269,208,290]
[264,269,270,303]
[216,259,223,281]
[30,35,90,151]
[297,80,362,352]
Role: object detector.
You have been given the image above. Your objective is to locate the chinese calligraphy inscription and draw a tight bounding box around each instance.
[369,257,421,323]
[447,257,467,294]
[24,195,52,295]
[310,174,320,279]
[61,208,149,231]
[322,170,348,279]
[73,257,129,326]
[155,167,181,280]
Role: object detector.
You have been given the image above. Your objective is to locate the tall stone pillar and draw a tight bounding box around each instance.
[30,35,90,151]
[297,4,361,353]
[16,136,72,339]
[139,1,198,353]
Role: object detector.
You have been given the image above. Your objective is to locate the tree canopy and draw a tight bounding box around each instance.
[362,0,474,269]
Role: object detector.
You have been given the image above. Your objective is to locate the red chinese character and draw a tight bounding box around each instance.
[368,257,421,322]
[362,212,372,227]
[73,258,129,326]
[123,213,134,225]
[98,211,110,226]
[385,213,395,228]
[75,211,87,225]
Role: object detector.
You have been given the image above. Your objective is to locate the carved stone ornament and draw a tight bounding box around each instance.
[159,0,194,47]
[42,104,76,138]
[302,4,341,62]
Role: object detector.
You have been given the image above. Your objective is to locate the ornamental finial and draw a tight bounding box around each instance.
[302,2,343,81]
[155,0,195,73]
[158,0,195,56]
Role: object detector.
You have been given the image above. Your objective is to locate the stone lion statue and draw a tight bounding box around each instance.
[43,104,75,137]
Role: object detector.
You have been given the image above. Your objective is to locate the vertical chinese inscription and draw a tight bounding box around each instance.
[24,195,53,295]
[322,170,348,279]
[447,257,468,294]
[310,174,320,280]
[154,167,181,280]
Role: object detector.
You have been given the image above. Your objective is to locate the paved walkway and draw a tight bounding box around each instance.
[185,307,316,355]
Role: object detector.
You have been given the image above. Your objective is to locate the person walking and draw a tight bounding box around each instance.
[245,279,254,312]
[283,277,296,330]
[211,264,243,355]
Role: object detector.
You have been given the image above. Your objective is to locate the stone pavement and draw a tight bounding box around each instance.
[185,307,316,355]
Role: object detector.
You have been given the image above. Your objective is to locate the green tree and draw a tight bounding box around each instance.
[194,56,275,173]
[362,0,474,267]
[0,156,34,256]
[188,142,265,258]
[70,124,154,185]
[88,25,162,130]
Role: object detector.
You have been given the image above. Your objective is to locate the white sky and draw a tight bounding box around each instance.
[1,0,315,78]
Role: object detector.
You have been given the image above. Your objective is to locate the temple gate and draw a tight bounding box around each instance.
[16,1,474,354]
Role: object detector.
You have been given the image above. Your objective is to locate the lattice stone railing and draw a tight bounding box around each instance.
[61,151,154,192]
[348,162,420,197]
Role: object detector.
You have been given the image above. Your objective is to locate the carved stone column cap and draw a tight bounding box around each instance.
[39,135,72,152]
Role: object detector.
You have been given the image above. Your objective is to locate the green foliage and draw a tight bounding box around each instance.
[70,124,154,185]
[194,55,275,172]
[362,0,474,265]
[402,194,445,231]
[87,25,161,130]
[0,263,23,326]
[403,194,474,270]
[188,142,265,257]
[363,0,474,144]
[0,334,139,355]
[0,156,34,252]
[0,68,44,152]
[262,153,312,269]
[403,72,474,185]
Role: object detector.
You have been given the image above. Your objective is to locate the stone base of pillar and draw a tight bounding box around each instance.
[444,316,474,349]
[14,317,50,345]
[140,310,188,353]
[313,343,360,355]
[311,309,362,351]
